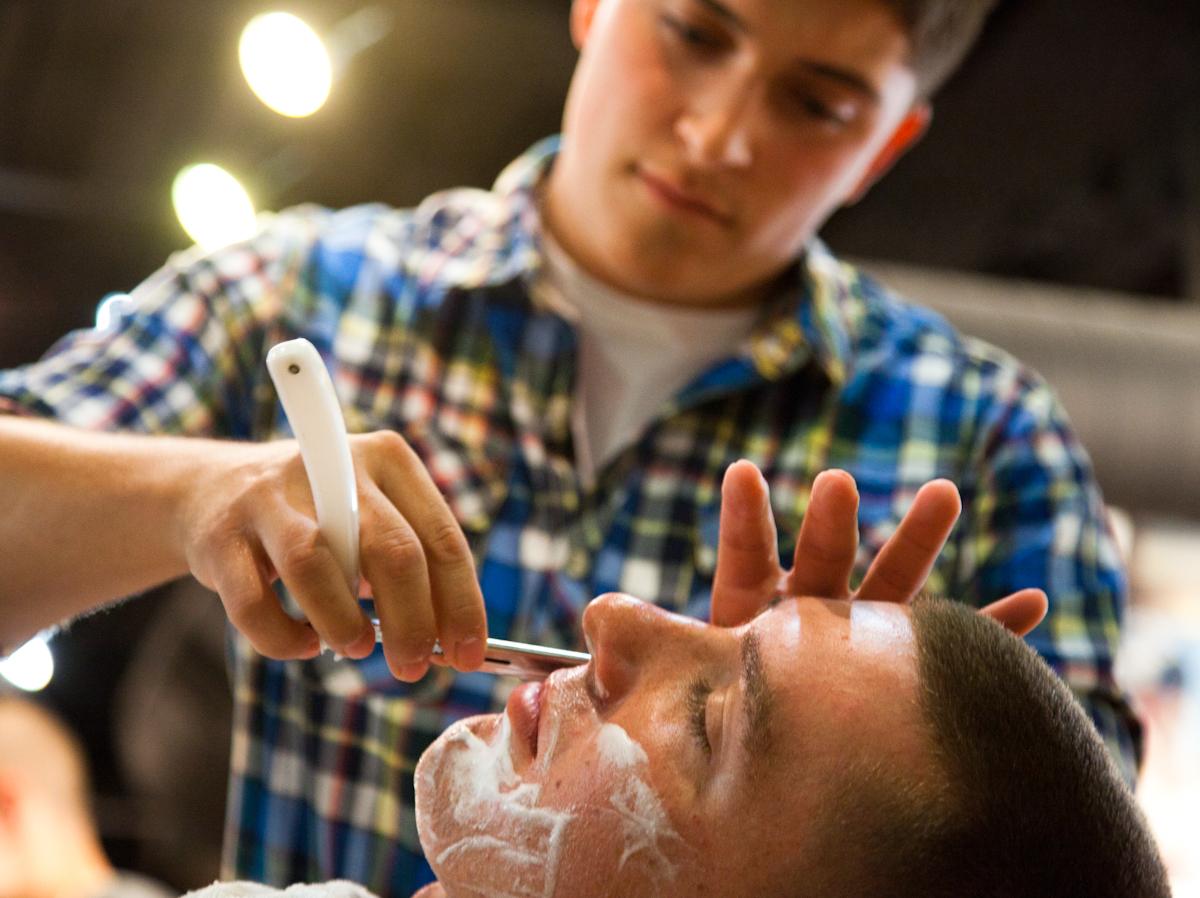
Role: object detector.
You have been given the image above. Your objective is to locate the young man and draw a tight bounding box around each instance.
[0,0,1134,892]
[408,591,1168,898]
[182,590,1169,898]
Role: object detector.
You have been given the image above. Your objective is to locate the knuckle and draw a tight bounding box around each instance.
[424,520,470,566]
[365,429,410,459]
[276,523,326,579]
[371,525,426,573]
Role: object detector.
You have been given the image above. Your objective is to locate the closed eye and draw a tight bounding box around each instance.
[686,675,713,757]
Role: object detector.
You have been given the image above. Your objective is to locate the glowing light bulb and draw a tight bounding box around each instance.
[172,163,257,251]
[239,12,333,118]
[0,635,54,692]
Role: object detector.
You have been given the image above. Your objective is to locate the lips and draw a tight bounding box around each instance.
[506,680,544,759]
[637,165,731,225]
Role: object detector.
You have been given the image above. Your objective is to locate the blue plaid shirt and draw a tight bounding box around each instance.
[0,138,1137,894]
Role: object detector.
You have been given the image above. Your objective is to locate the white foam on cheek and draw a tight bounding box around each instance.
[420,715,575,898]
[596,721,648,768]
[595,723,681,883]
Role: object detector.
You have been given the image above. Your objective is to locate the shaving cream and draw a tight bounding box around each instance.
[416,702,684,895]
[417,715,572,898]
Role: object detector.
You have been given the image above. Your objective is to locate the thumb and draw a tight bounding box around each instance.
[711,460,781,627]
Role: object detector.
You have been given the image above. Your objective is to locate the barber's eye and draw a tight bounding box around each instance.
[660,14,724,54]
[785,91,854,127]
[686,675,713,757]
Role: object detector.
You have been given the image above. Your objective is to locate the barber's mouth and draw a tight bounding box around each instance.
[507,680,544,759]
[637,168,730,226]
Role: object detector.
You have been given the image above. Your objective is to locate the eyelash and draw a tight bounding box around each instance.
[660,14,724,55]
[686,675,713,757]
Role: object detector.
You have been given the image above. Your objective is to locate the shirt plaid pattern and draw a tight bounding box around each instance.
[0,137,1138,894]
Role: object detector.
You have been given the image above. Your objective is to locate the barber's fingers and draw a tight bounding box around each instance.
[979,588,1048,637]
[367,431,487,672]
[205,536,321,660]
[711,459,782,627]
[253,500,376,658]
[784,469,859,600]
[358,479,437,681]
[855,479,961,604]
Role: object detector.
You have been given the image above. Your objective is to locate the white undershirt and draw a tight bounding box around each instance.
[539,232,759,483]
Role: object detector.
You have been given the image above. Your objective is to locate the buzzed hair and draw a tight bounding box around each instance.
[801,597,1170,898]
[0,693,94,816]
[876,0,999,98]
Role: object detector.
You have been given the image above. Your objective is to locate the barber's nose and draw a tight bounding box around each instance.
[674,85,755,169]
[582,593,708,703]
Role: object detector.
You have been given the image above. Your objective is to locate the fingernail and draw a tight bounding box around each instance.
[397,662,427,682]
[455,637,485,670]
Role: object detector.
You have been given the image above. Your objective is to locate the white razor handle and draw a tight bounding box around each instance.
[266,338,359,594]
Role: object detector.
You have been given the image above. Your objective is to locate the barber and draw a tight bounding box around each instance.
[0,0,1135,892]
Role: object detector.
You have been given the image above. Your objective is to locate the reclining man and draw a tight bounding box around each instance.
[0,0,1138,891]
[408,590,1169,898]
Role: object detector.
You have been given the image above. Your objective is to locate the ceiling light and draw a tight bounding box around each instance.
[239,12,333,118]
[171,163,257,252]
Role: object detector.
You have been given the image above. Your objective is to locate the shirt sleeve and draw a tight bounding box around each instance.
[953,367,1142,786]
[0,208,328,437]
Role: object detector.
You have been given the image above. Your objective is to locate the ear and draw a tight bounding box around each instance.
[844,102,931,204]
[570,0,604,50]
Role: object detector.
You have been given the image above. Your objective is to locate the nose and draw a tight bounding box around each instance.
[674,80,756,169]
[581,593,711,703]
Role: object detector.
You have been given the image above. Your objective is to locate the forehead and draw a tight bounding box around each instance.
[690,0,911,62]
[749,597,924,780]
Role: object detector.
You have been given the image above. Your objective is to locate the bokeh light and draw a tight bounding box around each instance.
[95,292,132,331]
[171,163,257,251]
[239,12,333,118]
[0,635,54,692]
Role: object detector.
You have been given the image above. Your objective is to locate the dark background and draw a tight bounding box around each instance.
[1,1,1196,890]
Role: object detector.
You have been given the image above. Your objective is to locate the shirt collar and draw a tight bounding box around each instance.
[745,239,852,386]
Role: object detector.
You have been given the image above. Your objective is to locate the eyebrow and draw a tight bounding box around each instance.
[739,628,776,782]
[692,0,882,104]
[695,0,748,33]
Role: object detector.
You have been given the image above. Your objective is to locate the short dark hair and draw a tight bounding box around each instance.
[877,0,999,98]
[801,597,1170,898]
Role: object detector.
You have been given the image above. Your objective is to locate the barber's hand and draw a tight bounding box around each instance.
[711,460,1047,635]
[178,430,486,681]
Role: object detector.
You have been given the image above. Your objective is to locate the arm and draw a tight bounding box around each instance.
[0,415,488,677]
[0,415,207,648]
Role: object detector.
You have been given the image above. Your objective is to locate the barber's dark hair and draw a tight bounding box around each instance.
[877,0,1000,97]
[798,597,1169,898]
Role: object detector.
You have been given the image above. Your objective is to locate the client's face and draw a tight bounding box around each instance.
[415,595,930,897]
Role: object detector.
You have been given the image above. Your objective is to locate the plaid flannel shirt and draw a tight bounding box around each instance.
[0,138,1138,894]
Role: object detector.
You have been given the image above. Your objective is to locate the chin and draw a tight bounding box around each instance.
[413,713,502,853]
